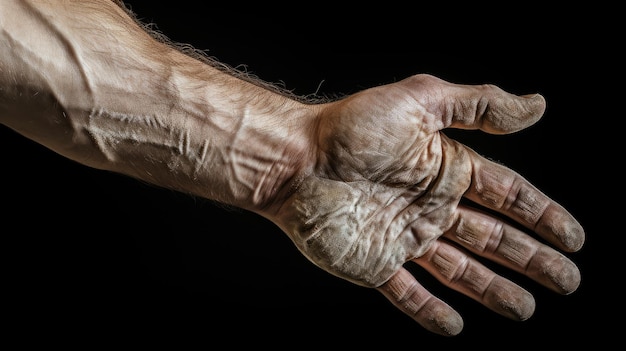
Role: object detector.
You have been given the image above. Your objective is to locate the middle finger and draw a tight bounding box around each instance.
[443,205,581,295]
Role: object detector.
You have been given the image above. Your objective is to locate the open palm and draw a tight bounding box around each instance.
[270,74,584,336]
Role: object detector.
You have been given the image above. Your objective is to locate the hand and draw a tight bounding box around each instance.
[269,74,584,336]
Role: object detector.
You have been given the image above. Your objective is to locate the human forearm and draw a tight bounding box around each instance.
[0,0,316,210]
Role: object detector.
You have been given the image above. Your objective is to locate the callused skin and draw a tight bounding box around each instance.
[0,0,585,338]
[276,79,466,288]
[266,75,583,335]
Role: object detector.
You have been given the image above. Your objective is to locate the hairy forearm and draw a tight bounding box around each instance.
[0,0,317,210]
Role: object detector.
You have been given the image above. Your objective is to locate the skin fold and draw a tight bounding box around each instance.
[0,0,585,336]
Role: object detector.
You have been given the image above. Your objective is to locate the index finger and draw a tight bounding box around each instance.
[464,149,585,253]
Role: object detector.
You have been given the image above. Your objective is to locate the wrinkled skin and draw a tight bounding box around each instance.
[0,0,585,339]
[269,74,585,336]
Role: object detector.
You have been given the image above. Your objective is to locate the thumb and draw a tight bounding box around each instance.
[474,92,546,134]
[402,74,547,134]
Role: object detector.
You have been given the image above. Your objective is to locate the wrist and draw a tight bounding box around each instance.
[205,88,320,211]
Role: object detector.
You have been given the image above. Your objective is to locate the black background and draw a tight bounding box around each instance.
[2,1,617,348]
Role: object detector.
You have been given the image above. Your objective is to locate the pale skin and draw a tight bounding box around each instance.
[0,0,585,336]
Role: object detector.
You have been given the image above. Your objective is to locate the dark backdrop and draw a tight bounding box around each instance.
[2,1,614,348]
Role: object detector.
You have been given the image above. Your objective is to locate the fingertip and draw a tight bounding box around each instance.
[562,265,582,296]
[548,254,582,295]
[516,292,536,321]
[482,90,546,134]
[506,292,536,322]
[522,93,547,115]
[423,304,464,337]
[538,205,586,253]
[563,220,586,253]
[517,92,546,130]
[485,278,536,321]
